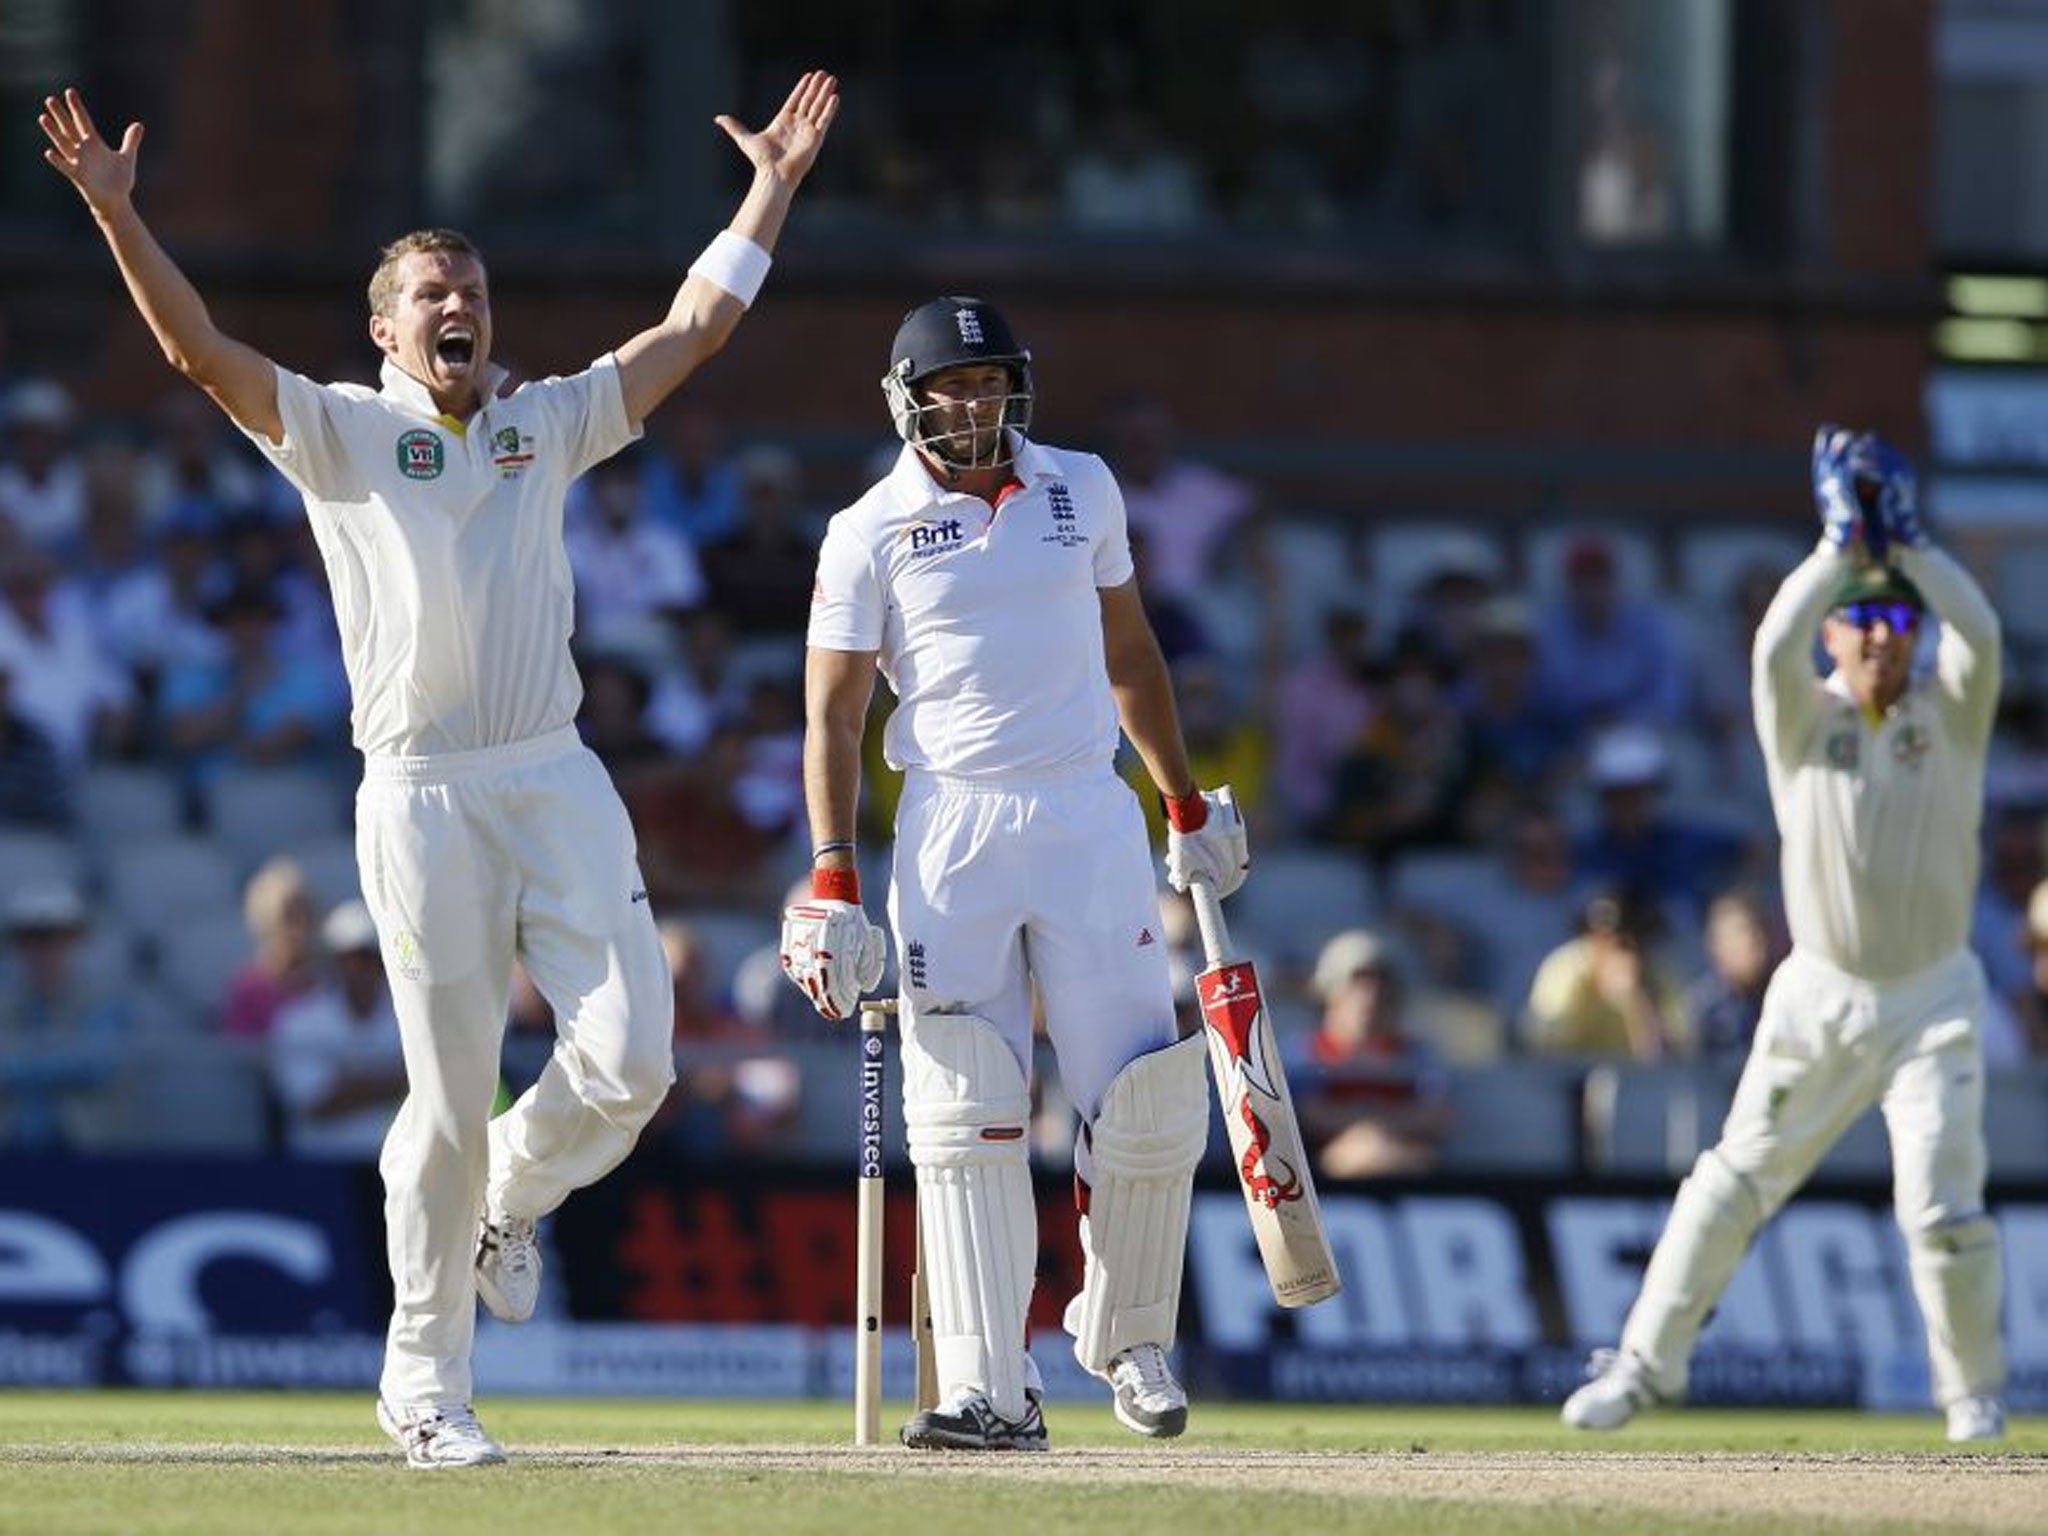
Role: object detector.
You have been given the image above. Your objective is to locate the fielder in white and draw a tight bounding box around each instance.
[781,296,1248,1450]
[41,76,839,1467]
[1565,427,2007,1442]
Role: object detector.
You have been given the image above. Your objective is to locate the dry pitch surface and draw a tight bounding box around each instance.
[1,1394,2043,1536]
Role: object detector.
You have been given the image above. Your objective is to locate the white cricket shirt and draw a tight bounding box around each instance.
[1752,541,2001,980]
[807,437,1134,777]
[242,356,640,758]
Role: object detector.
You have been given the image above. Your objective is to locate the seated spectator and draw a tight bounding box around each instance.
[220,856,319,1039]
[649,405,744,543]
[1682,889,1780,1059]
[1459,597,1573,832]
[1574,724,1748,925]
[652,917,799,1158]
[565,445,706,651]
[1293,928,1455,1179]
[698,446,817,638]
[1400,541,1500,683]
[627,724,792,908]
[0,882,127,1149]
[97,503,227,681]
[577,651,667,777]
[1275,606,1376,836]
[1324,626,1472,861]
[1971,810,2044,1013]
[1108,398,1254,601]
[270,899,406,1158]
[1481,802,1584,1018]
[1063,108,1208,233]
[213,511,338,673]
[160,582,338,790]
[1384,910,1508,1064]
[0,380,85,549]
[0,657,69,829]
[134,388,285,530]
[66,444,151,602]
[1534,534,1688,732]
[0,545,136,765]
[647,607,746,756]
[1526,889,1688,1060]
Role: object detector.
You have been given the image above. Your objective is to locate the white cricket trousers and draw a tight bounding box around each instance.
[889,763,1179,1125]
[1623,945,2003,1404]
[357,726,674,1407]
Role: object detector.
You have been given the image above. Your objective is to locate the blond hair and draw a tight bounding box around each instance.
[243,855,310,942]
[367,228,485,318]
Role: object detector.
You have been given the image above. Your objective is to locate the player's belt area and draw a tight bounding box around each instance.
[904,759,1109,795]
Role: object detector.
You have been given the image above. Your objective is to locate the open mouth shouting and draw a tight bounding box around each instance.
[434,325,477,373]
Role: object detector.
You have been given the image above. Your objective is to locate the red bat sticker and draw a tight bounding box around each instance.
[1199,961,1303,1209]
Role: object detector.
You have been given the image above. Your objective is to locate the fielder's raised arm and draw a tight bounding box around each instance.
[614,70,838,427]
[39,87,281,442]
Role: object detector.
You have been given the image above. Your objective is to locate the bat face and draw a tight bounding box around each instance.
[1198,958,1306,1211]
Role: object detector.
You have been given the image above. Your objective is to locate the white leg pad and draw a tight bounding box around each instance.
[903,1011,1036,1422]
[1904,1214,2004,1406]
[1065,1034,1209,1374]
[1620,1148,1765,1399]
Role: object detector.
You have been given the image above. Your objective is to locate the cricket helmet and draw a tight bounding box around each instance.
[882,296,1034,468]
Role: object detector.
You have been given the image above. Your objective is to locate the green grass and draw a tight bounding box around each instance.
[0,1394,2041,1536]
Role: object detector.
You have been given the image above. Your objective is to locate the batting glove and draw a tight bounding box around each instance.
[781,868,887,1021]
[1164,784,1250,899]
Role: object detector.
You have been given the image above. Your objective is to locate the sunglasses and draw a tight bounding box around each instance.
[1839,600,1921,632]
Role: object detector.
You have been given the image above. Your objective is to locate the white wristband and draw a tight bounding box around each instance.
[688,230,772,307]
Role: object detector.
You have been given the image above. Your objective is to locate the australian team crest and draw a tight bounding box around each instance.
[490,424,536,479]
[1892,721,1931,770]
[1825,730,1860,771]
[396,428,445,480]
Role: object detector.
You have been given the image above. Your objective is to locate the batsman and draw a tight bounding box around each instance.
[1565,427,2007,1442]
[782,297,1248,1450]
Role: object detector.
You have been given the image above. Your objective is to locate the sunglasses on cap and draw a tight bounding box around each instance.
[1839,599,1920,631]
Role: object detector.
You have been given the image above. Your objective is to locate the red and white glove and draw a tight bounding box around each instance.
[1164,784,1250,898]
[780,866,887,1021]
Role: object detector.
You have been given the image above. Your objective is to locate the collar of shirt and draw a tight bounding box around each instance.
[377,357,512,433]
[882,431,1057,514]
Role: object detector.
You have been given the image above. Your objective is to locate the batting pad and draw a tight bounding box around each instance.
[1621,1148,1765,1399]
[903,1011,1036,1421]
[1066,1033,1208,1374]
[1904,1214,2005,1405]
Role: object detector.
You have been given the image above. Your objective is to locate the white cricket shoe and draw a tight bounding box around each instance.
[376,1399,506,1469]
[1946,1395,2007,1443]
[1108,1344,1188,1439]
[475,1213,539,1323]
[1561,1349,1660,1431]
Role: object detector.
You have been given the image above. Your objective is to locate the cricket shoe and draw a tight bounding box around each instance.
[475,1213,539,1323]
[1561,1348,1661,1431]
[1946,1395,2007,1443]
[900,1389,1048,1452]
[376,1399,506,1469]
[1107,1344,1188,1439]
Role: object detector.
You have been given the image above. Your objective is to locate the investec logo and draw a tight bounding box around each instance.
[902,518,964,559]
[859,1033,884,1178]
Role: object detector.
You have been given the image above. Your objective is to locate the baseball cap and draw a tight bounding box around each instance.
[321,899,380,954]
[1587,724,1669,790]
[1829,563,1925,613]
[1312,929,1404,999]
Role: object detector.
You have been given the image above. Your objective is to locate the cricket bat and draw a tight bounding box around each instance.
[1189,877,1342,1307]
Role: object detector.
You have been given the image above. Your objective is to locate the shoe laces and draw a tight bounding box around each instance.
[1115,1344,1174,1398]
[488,1217,536,1272]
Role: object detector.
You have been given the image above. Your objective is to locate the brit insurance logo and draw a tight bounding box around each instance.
[396,428,445,481]
[902,517,965,559]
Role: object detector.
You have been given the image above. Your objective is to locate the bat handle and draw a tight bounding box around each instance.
[1188,874,1234,970]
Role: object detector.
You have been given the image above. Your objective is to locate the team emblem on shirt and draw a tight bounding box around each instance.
[490,425,536,480]
[1042,482,1085,548]
[396,428,446,481]
[1825,730,1860,770]
[1892,721,1931,770]
[906,939,929,989]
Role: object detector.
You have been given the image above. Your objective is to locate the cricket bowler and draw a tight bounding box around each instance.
[41,74,838,1466]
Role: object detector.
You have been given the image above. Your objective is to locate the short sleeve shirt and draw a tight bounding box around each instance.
[807,439,1133,777]
[239,356,640,758]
